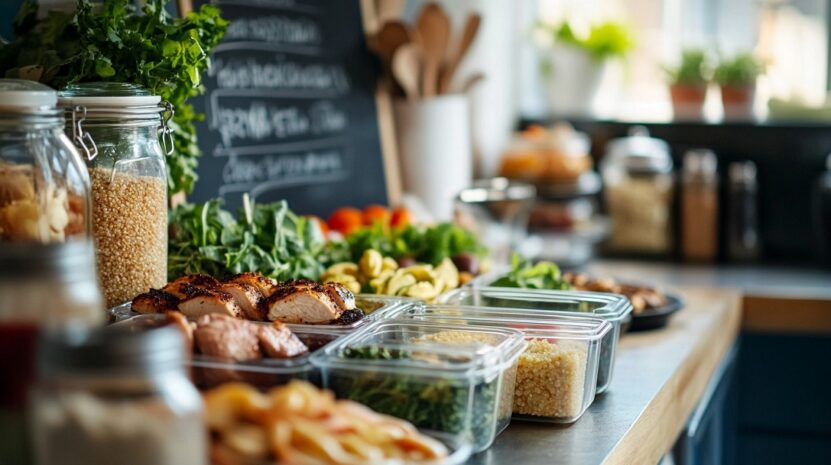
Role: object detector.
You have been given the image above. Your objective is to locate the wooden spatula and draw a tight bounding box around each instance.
[392,43,422,102]
[416,3,450,97]
[439,14,481,94]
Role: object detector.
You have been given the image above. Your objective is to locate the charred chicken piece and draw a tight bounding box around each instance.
[166,274,221,291]
[131,289,180,314]
[193,314,262,361]
[264,281,343,324]
[257,321,309,358]
[323,282,356,310]
[178,287,243,319]
[226,272,278,297]
[221,282,266,321]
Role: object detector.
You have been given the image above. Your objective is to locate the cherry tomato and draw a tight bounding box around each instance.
[328,208,363,235]
[390,207,412,228]
[362,204,391,226]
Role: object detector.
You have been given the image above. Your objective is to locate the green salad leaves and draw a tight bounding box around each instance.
[0,0,228,195]
[168,200,326,281]
[491,254,571,290]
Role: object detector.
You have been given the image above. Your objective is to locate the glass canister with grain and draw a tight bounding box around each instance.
[58,83,172,307]
[0,79,91,243]
[601,127,674,256]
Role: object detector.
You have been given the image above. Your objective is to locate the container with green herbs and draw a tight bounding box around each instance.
[310,320,526,453]
[387,304,612,423]
[440,287,632,394]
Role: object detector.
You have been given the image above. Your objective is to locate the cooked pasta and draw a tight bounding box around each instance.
[205,381,449,465]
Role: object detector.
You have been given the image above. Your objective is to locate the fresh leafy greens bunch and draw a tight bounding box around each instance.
[544,20,634,61]
[490,253,571,290]
[327,222,487,266]
[168,200,327,281]
[664,48,710,86]
[0,0,228,195]
[714,52,763,88]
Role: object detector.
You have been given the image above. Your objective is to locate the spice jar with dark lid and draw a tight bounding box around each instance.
[58,82,172,307]
[30,325,206,465]
[681,149,719,262]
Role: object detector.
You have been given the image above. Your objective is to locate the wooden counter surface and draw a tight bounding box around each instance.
[466,287,742,465]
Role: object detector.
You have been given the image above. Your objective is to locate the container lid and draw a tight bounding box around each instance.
[729,161,757,185]
[683,149,717,177]
[58,82,161,107]
[439,286,633,321]
[394,304,612,342]
[604,126,672,174]
[38,325,185,378]
[311,320,527,380]
[457,177,536,204]
[0,79,58,110]
[0,240,97,281]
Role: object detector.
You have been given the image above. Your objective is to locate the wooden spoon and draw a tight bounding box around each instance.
[439,14,481,94]
[416,3,450,97]
[392,44,422,102]
[375,21,415,68]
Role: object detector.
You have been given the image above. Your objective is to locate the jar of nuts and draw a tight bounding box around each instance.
[58,83,172,307]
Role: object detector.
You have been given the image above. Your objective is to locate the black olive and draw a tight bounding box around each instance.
[397,256,417,268]
[452,253,480,275]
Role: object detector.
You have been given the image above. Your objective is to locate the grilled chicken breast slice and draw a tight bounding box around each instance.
[257,321,309,358]
[131,289,180,314]
[226,272,278,297]
[323,282,356,310]
[221,282,266,321]
[193,314,262,361]
[167,274,221,290]
[264,283,342,323]
[178,287,243,319]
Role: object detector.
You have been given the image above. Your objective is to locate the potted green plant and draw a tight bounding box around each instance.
[714,53,763,121]
[664,48,710,121]
[538,20,634,116]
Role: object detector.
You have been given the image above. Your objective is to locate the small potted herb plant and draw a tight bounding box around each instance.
[664,48,710,121]
[714,53,763,121]
[539,20,634,117]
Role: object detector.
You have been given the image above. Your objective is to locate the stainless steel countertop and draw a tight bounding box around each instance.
[587,260,831,300]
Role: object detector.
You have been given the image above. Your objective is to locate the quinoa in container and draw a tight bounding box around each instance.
[58,83,172,307]
[441,286,631,393]
[389,304,611,422]
[311,320,526,452]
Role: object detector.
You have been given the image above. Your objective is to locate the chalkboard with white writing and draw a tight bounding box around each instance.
[188,0,395,216]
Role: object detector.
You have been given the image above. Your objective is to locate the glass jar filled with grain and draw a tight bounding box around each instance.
[58,83,172,307]
[0,79,91,244]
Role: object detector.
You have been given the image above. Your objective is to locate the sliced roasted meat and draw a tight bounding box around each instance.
[227,272,278,297]
[193,314,262,361]
[165,311,194,351]
[178,287,243,319]
[257,321,309,358]
[221,282,266,321]
[323,281,356,310]
[167,273,221,290]
[264,281,342,324]
[131,289,180,314]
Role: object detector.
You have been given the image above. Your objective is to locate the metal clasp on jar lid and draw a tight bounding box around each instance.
[159,101,174,156]
[70,105,99,161]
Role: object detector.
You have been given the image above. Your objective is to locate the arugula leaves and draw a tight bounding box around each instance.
[490,253,571,290]
[0,0,228,195]
[168,200,326,281]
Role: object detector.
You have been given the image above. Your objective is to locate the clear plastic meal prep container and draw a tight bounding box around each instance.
[311,320,527,453]
[388,305,611,423]
[111,313,345,390]
[438,287,632,393]
[109,294,419,333]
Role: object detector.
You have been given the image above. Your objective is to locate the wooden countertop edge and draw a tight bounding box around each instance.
[741,295,831,334]
[602,288,743,465]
